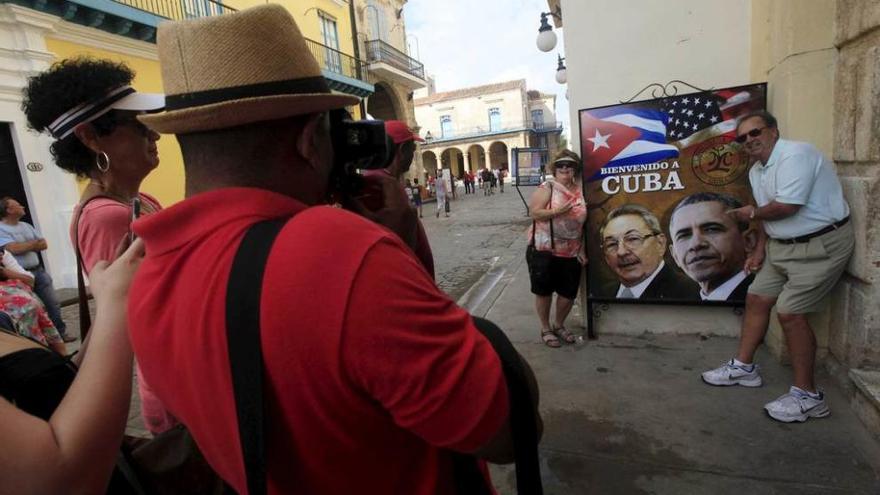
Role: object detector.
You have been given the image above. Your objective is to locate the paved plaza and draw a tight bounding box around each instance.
[58,184,880,493]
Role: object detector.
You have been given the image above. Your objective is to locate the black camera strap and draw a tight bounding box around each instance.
[226,218,288,495]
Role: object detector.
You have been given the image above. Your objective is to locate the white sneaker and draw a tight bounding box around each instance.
[701,359,763,387]
[764,386,830,423]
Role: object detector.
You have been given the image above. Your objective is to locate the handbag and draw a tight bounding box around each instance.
[117,426,228,495]
[526,183,555,272]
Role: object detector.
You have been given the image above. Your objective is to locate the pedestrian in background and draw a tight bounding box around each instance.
[0,198,72,343]
[435,174,449,218]
[411,178,424,218]
[526,150,587,348]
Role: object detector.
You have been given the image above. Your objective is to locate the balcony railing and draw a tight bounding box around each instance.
[424,120,563,143]
[530,121,564,132]
[111,0,236,21]
[365,39,425,80]
[305,38,373,86]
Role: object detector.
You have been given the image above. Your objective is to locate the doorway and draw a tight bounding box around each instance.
[0,124,33,225]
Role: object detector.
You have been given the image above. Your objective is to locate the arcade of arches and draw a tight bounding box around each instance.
[420,140,515,178]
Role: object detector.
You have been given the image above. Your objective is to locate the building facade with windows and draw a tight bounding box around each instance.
[352,0,427,180]
[553,0,880,436]
[413,79,562,179]
[0,0,397,288]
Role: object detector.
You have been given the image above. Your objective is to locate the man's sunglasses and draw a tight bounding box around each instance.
[734,126,768,143]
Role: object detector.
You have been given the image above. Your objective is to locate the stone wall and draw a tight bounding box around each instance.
[748,0,839,363]
[832,0,880,370]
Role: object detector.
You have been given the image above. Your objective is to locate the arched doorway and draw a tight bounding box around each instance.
[466,144,486,172]
[489,141,509,170]
[422,150,438,177]
[440,148,465,177]
[366,83,402,120]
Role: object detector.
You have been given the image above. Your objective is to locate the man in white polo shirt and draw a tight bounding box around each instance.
[701,110,854,423]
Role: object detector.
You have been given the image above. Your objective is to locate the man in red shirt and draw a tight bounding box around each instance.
[130,5,538,494]
[362,120,434,276]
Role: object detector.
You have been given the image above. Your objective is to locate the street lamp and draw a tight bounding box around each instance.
[535,8,562,52]
[555,55,567,84]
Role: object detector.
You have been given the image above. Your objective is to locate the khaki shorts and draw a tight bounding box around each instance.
[748,221,854,314]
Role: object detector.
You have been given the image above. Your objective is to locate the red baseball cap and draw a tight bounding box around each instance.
[384,120,425,144]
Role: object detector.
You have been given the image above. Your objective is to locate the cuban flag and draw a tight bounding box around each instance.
[580,107,680,180]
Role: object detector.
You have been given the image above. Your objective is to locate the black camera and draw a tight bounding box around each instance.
[328,109,393,201]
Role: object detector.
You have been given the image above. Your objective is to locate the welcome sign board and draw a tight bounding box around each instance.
[579,83,767,305]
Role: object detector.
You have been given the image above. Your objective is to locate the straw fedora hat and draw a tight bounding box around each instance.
[140,4,359,134]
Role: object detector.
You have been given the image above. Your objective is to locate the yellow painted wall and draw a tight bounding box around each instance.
[44,38,186,207]
[225,1,364,119]
[227,0,357,58]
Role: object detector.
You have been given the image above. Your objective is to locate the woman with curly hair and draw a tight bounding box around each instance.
[22,57,164,272]
[526,149,588,348]
[21,57,176,434]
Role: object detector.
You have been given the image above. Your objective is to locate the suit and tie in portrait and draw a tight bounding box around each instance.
[593,204,700,301]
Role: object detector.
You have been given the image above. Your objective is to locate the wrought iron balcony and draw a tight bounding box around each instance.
[305,38,374,86]
[530,120,564,132]
[0,0,236,42]
[112,0,235,21]
[423,120,563,143]
[364,39,425,88]
[304,38,374,97]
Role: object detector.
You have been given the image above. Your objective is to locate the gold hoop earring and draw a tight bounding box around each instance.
[96,151,110,173]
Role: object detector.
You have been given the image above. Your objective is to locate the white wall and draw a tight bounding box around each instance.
[0,6,82,288]
[561,0,751,153]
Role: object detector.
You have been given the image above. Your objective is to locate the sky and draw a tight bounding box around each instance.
[405,0,569,138]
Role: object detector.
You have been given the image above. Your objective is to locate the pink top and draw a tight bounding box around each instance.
[71,192,178,434]
[527,179,587,258]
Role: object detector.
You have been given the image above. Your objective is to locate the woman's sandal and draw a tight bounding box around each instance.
[553,325,578,344]
[541,329,562,348]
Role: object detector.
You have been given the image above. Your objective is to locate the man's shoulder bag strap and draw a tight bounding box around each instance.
[470,317,544,495]
[226,218,287,495]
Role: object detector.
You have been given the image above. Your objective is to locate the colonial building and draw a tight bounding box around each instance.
[352,0,428,179]
[413,78,562,179]
[0,0,421,288]
[551,0,880,436]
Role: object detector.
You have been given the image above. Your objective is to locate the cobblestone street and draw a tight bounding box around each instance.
[421,184,532,300]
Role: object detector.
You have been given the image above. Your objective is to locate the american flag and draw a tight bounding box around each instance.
[663,89,762,149]
[662,93,724,141]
